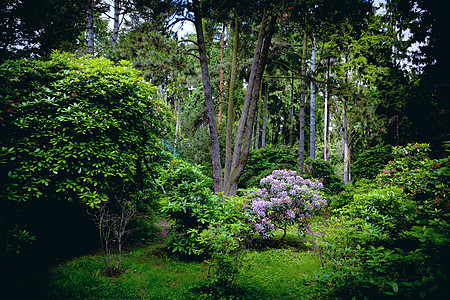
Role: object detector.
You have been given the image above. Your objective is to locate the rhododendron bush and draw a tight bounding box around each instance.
[245,170,327,239]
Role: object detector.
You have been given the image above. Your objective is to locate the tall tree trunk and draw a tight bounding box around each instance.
[224,13,239,193]
[175,97,181,150]
[309,30,316,159]
[343,96,350,184]
[87,1,94,54]
[289,72,294,150]
[111,0,120,47]
[225,11,276,196]
[324,58,330,161]
[262,82,269,149]
[255,79,263,150]
[218,22,226,124]
[193,0,222,193]
[299,29,307,173]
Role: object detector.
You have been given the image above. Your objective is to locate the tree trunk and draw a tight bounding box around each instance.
[218,22,226,124]
[343,96,350,184]
[175,97,181,150]
[111,0,120,47]
[193,0,222,193]
[289,73,294,150]
[299,29,307,173]
[224,13,239,193]
[255,79,262,150]
[261,82,269,149]
[309,30,316,159]
[225,12,276,196]
[324,58,330,161]
[87,1,94,54]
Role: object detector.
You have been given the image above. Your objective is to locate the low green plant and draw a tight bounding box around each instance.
[377,143,449,224]
[160,159,247,257]
[337,186,415,237]
[195,221,249,296]
[239,146,298,190]
[352,144,392,181]
[305,158,344,196]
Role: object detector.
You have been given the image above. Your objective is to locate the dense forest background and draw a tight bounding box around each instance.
[1,0,449,299]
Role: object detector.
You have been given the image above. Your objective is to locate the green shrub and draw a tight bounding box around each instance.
[159,159,248,257]
[303,216,391,299]
[352,144,392,181]
[0,52,171,267]
[337,186,414,237]
[305,158,344,196]
[238,146,298,189]
[377,143,450,224]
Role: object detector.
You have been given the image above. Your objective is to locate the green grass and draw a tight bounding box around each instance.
[31,241,321,299]
[239,249,320,299]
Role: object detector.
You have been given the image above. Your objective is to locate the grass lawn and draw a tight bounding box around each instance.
[30,235,321,299]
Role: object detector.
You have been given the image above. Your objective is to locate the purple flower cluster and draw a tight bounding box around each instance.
[245,169,327,238]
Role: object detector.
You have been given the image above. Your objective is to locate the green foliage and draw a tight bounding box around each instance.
[377,143,450,224]
[337,186,415,237]
[195,221,249,295]
[1,225,36,262]
[305,158,344,195]
[352,144,393,181]
[304,214,450,299]
[0,52,172,265]
[159,159,247,257]
[108,23,190,85]
[331,179,378,209]
[239,146,298,190]
[1,51,171,206]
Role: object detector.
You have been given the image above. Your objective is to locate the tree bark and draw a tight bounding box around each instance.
[111,0,120,47]
[289,72,294,150]
[218,21,226,124]
[255,79,263,150]
[193,0,222,193]
[87,1,94,54]
[298,29,307,173]
[224,13,239,193]
[225,12,276,196]
[262,82,268,149]
[175,97,181,150]
[309,30,316,159]
[324,58,330,161]
[343,95,350,184]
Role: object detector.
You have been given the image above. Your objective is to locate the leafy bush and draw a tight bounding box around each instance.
[244,170,326,239]
[303,216,394,299]
[239,146,298,189]
[0,52,171,266]
[330,179,379,209]
[159,159,247,257]
[352,144,392,181]
[195,220,249,295]
[337,186,415,237]
[305,215,450,299]
[305,158,344,195]
[377,143,449,224]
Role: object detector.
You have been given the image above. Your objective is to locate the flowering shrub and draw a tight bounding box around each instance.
[245,170,327,239]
